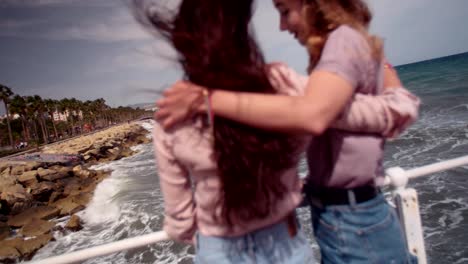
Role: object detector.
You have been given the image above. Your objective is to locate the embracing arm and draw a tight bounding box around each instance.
[152,124,196,244]
[331,64,420,137]
[157,65,419,137]
[207,70,353,135]
[332,87,420,137]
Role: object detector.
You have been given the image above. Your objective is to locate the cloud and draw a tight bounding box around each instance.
[0,0,112,7]
[0,19,45,28]
[46,22,151,42]
[0,6,154,43]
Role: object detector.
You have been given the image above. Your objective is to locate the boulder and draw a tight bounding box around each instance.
[0,162,10,173]
[37,168,68,181]
[0,166,11,177]
[30,182,56,202]
[0,234,53,259]
[0,215,8,222]
[65,214,82,231]
[50,166,73,177]
[0,184,33,215]
[0,221,11,240]
[17,171,38,187]
[10,165,26,176]
[23,162,41,172]
[8,206,60,228]
[48,191,62,204]
[72,165,93,179]
[52,193,92,217]
[62,179,82,197]
[20,218,55,237]
[53,197,85,216]
[0,246,21,263]
[0,168,16,192]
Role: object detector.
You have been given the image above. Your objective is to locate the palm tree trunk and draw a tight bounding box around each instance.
[50,113,58,140]
[4,102,14,149]
[21,117,30,141]
[39,117,47,144]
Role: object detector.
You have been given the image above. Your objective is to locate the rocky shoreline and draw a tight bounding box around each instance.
[0,122,152,263]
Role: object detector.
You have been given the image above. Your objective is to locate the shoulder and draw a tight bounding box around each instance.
[266,62,308,96]
[316,25,373,88]
[322,25,371,59]
[328,25,368,46]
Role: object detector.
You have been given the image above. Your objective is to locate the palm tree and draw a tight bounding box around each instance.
[25,95,48,144]
[9,95,30,142]
[58,98,75,136]
[0,84,14,148]
[44,99,59,140]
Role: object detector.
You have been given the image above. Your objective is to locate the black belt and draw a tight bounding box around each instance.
[307,185,379,206]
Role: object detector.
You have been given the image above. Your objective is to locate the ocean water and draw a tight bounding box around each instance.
[30,53,468,263]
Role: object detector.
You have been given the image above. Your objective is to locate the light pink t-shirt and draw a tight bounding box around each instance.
[153,62,419,243]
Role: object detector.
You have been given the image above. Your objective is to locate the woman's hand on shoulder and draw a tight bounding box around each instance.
[383,61,402,88]
[155,80,206,129]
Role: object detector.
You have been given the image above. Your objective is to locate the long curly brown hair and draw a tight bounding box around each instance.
[134,0,300,225]
[302,0,383,71]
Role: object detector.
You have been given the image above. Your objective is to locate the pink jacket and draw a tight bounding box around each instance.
[153,63,420,243]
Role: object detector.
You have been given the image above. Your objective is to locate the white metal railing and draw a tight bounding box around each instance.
[28,155,468,264]
[29,231,170,264]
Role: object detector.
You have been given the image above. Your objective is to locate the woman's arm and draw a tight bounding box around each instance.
[156,66,419,136]
[157,70,354,135]
[331,66,420,136]
[152,124,196,244]
[332,87,420,137]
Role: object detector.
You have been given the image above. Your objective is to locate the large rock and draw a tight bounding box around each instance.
[50,166,73,177]
[23,162,41,172]
[72,165,94,179]
[8,206,60,228]
[0,234,53,259]
[0,246,21,262]
[0,168,16,192]
[0,162,10,173]
[0,166,11,177]
[30,181,56,202]
[17,171,38,187]
[0,184,32,215]
[37,168,68,181]
[48,191,62,204]
[53,195,87,216]
[62,179,83,197]
[10,165,26,176]
[65,214,82,231]
[20,218,55,237]
[0,222,10,240]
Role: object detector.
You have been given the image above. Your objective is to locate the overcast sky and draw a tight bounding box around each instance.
[1,0,468,115]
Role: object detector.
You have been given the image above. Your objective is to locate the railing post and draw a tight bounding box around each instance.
[393,188,427,264]
[386,167,427,264]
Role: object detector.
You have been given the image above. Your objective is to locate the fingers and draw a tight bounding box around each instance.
[154,107,170,120]
[163,81,198,96]
[163,116,180,129]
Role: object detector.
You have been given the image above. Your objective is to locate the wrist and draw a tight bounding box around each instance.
[202,89,214,125]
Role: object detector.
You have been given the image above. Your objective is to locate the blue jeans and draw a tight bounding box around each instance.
[195,219,316,264]
[310,194,418,264]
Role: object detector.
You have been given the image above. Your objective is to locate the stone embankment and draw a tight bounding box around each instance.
[0,123,151,263]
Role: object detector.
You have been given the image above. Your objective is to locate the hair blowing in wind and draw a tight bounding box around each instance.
[133,0,300,225]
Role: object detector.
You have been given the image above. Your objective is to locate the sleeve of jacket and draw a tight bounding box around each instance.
[331,87,420,137]
[152,123,196,244]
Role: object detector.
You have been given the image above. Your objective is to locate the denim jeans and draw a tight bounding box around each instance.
[194,219,316,264]
[310,193,418,264]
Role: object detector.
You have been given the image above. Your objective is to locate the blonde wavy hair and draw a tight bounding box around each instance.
[302,0,383,72]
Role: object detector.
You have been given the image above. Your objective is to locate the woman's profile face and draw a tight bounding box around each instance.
[272,0,308,45]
